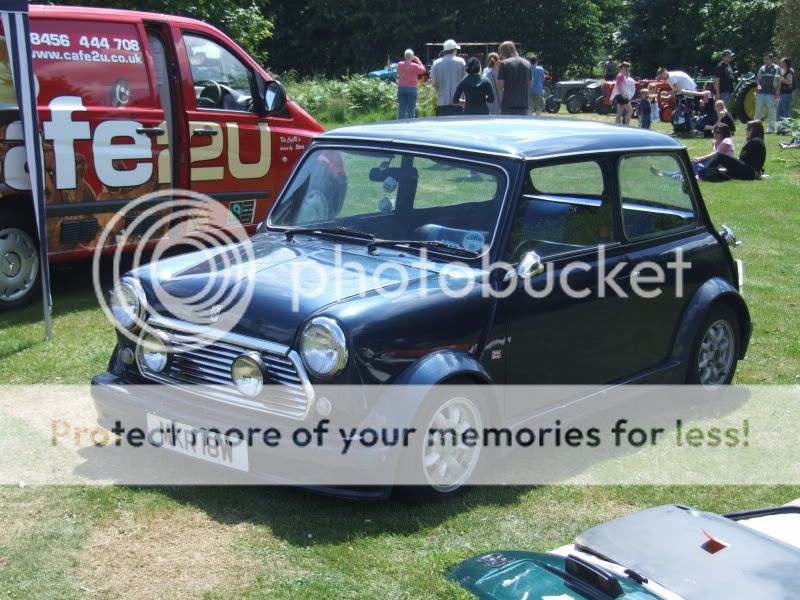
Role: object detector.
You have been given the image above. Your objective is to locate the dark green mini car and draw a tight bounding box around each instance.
[450,503,800,599]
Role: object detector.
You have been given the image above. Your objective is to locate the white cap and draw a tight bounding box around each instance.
[404,48,414,59]
[442,39,460,52]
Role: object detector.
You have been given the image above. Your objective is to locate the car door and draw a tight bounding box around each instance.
[500,157,639,399]
[175,29,275,230]
[616,152,710,374]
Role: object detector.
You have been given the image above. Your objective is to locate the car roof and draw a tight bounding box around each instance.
[318,117,684,159]
[30,4,208,28]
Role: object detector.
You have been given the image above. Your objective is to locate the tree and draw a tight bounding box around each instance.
[773,0,800,65]
[698,0,781,74]
[51,0,273,63]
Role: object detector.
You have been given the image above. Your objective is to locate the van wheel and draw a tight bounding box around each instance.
[399,391,484,502]
[0,213,40,310]
[687,305,740,386]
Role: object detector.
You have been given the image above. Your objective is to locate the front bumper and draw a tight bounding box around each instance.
[90,372,396,498]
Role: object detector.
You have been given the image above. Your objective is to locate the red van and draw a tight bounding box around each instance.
[0,5,323,308]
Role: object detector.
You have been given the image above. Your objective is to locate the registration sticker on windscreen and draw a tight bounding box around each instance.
[145,413,249,471]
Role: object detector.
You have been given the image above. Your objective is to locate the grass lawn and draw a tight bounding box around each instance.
[1,113,799,598]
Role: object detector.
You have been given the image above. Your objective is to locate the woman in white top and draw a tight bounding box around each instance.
[612,62,636,125]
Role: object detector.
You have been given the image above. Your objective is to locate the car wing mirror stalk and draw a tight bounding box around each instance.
[504,250,545,282]
[720,224,741,248]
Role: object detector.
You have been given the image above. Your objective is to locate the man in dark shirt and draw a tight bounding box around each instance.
[496,41,531,115]
[714,49,735,105]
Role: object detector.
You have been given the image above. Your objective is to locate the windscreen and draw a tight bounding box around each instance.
[268,148,506,256]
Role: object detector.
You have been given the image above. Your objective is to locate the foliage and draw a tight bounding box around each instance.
[284,74,436,124]
[772,0,800,64]
[697,0,782,74]
[50,0,273,63]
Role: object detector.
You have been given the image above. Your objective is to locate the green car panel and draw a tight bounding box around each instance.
[449,550,662,600]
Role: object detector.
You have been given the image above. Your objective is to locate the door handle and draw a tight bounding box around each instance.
[192,127,218,136]
[136,127,165,136]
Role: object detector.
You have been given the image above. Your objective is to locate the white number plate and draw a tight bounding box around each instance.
[145,414,249,471]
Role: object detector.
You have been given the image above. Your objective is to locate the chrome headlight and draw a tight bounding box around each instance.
[136,330,171,373]
[231,352,265,397]
[300,317,348,379]
[110,280,145,330]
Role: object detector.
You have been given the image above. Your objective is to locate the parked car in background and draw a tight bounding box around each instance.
[450,501,800,599]
[367,62,398,83]
[0,4,323,309]
[92,117,750,500]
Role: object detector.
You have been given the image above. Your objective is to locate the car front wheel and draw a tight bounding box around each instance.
[399,391,484,502]
[688,305,740,386]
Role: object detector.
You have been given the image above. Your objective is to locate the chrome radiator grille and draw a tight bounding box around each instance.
[137,318,313,420]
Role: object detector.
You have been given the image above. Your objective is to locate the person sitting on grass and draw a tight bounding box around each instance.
[453,57,495,116]
[698,120,766,181]
[690,123,735,175]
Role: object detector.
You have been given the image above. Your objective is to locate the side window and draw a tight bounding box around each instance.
[183,34,256,113]
[619,154,697,240]
[28,20,153,108]
[505,160,613,261]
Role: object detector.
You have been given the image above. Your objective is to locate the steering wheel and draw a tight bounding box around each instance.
[196,79,223,108]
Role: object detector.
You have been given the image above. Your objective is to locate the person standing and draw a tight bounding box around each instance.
[604,56,616,81]
[714,49,735,106]
[529,54,546,116]
[496,41,531,115]
[482,52,502,115]
[430,39,466,116]
[754,52,782,133]
[396,49,426,119]
[637,87,652,129]
[453,57,494,115]
[777,57,794,120]
[656,67,711,116]
[612,62,635,125]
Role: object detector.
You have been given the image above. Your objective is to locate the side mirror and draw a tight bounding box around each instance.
[720,224,741,248]
[264,80,287,114]
[504,250,545,282]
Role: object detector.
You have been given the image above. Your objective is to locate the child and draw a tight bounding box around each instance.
[648,84,660,122]
[638,87,652,129]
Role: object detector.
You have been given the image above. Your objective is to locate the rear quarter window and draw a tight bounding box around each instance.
[619,154,698,240]
[29,19,154,108]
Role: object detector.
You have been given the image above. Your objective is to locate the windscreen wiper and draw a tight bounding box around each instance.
[366,239,480,258]
[283,226,376,242]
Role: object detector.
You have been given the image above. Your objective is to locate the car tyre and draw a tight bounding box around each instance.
[565,94,584,114]
[0,211,40,310]
[687,305,740,386]
[734,81,757,124]
[398,386,485,502]
[545,95,561,113]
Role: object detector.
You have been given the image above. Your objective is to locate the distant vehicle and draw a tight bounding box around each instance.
[450,502,800,599]
[367,62,398,83]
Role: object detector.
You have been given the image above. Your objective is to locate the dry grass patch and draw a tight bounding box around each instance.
[77,506,274,599]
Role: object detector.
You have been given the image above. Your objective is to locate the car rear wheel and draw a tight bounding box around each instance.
[399,391,484,502]
[0,213,40,310]
[687,305,740,386]
[565,94,584,114]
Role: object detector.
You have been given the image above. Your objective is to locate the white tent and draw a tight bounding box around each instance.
[2,0,52,338]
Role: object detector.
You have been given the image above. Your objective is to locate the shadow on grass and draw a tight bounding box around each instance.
[153,484,531,546]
